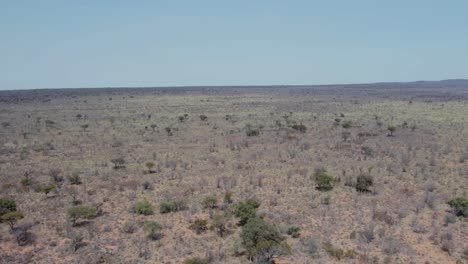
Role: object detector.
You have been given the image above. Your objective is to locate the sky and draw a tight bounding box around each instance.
[1,1,468,90]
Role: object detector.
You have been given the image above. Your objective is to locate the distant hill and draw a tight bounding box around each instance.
[0,79,467,103]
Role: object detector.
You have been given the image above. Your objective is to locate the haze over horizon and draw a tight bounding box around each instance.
[2,1,468,90]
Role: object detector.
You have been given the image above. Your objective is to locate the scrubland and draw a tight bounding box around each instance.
[0,84,467,263]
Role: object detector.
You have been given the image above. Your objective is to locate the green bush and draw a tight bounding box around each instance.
[20,178,33,186]
[314,169,334,191]
[189,219,208,234]
[241,217,284,259]
[67,205,97,226]
[355,174,373,192]
[145,162,155,173]
[159,199,187,214]
[183,257,208,264]
[199,115,208,121]
[122,221,138,233]
[42,184,56,195]
[246,128,260,137]
[291,124,307,133]
[144,221,163,240]
[1,211,24,229]
[361,146,374,157]
[324,243,357,260]
[68,174,82,185]
[224,191,233,204]
[133,200,153,215]
[159,201,177,213]
[234,199,260,225]
[287,225,301,238]
[202,195,217,209]
[212,213,228,237]
[447,197,468,217]
[342,121,352,129]
[0,198,16,216]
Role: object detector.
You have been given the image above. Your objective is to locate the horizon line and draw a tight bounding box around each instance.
[1,78,468,92]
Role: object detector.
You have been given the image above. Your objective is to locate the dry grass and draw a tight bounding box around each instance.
[0,86,467,263]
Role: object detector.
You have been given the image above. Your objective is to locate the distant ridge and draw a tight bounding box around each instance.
[1,79,468,93]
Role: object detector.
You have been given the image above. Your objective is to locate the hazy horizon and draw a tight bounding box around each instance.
[2,1,468,90]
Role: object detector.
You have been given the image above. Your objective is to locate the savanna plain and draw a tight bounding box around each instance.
[0,82,467,264]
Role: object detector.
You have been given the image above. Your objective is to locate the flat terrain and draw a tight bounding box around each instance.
[0,82,467,263]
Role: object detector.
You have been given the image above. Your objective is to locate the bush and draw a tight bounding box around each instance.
[133,200,153,215]
[303,237,320,257]
[234,199,260,225]
[13,222,33,246]
[0,198,16,216]
[202,195,217,209]
[212,213,228,237]
[145,162,155,173]
[199,115,208,121]
[67,205,97,226]
[355,174,373,192]
[122,221,138,233]
[111,158,126,169]
[1,211,24,229]
[183,257,208,264]
[291,124,307,133]
[224,191,233,204]
[68,174,82,185]
[241,217,284,260]
[447,197,468,217]
[20,178,33,186]
[159,199,187,214]
[42,183,56,195]
[314,169,334,191]
[246,126,260,136]
[324,243,357,260]
[342,121,352,129]
[159,201,176,213]
[287,225,300,238]
[361,146,374,157]
[144,221,163,240]
[142,181,154,190]
[189,219,208,234]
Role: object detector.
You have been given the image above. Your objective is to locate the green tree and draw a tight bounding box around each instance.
[0,198,16,216]
[145,162,155,173]
[234,199,260,225]
[314,169,334,191]
[241,217,285,261]
[1,211,24,230]
[67,205,97,226]
[447,197,468,217]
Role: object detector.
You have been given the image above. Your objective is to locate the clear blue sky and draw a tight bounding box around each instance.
[1,1,467,90]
